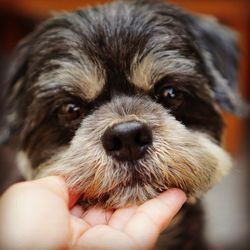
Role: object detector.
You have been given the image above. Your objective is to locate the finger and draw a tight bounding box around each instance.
[108,206,137,231]
[34,176,69,203]
[70,205,85,218]
[82,207,114,226]
[69,215,90,247]
[124,189,186,250]
[76,225,137,250]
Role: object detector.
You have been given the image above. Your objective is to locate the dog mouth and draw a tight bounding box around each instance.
[65,160,192,209]
[71,181,186,209]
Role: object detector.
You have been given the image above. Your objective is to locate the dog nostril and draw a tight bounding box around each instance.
[101,121,152,161]
[135,129,152,147]
[104,136,122,152]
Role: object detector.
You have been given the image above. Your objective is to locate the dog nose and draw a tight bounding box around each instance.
[102,121,152,161]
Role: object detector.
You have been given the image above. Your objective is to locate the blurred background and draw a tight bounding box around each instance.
[0,0,249,249]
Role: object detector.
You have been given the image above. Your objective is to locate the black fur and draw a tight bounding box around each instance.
[2,1,240,152]
[0,0,244,249]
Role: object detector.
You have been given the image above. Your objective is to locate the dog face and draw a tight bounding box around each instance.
[2,0,244,208]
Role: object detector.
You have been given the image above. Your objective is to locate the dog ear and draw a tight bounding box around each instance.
[186,15,248,115]
[0,34,33,145]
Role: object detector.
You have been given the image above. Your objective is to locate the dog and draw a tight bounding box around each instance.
[1,0,246,249]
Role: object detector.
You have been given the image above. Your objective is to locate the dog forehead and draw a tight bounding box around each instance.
[76,1,197,90]
[30,1,198,99]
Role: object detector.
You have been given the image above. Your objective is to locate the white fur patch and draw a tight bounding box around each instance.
[196,134,232,185]
[16,151,34,180]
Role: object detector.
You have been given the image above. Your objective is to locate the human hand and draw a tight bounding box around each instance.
[0,176,186,250]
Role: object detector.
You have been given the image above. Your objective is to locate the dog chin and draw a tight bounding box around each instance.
[75,185,162,209]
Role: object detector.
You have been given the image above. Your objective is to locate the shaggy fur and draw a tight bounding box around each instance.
[37,96,231,207]
[1,0,245,248]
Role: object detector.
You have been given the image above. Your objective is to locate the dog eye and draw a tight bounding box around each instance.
[57,103,84,124]
[155,86,184,110]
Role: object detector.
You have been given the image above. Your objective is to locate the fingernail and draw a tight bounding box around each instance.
[159,188,187,205]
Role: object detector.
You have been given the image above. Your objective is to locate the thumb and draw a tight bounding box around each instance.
[124,189,186,250]
[0,176,71,250]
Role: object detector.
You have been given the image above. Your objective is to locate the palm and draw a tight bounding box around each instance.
[70,193,182,250]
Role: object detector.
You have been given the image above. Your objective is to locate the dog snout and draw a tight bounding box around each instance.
[101,121,152,161]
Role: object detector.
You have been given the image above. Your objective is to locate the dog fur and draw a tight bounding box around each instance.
[1,0,245,248]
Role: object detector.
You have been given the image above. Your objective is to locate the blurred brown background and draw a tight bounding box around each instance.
[0,0,249,249]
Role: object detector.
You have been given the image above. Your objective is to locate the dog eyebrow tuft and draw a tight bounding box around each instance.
[129,49,196,91]
[35,56,106,101]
